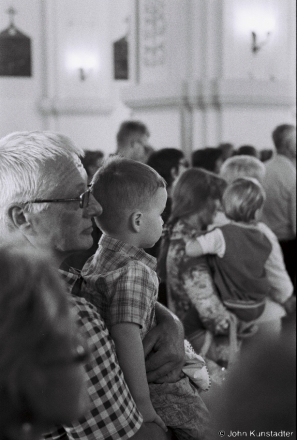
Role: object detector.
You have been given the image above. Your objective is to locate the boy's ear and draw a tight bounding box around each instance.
[130,211,143,232]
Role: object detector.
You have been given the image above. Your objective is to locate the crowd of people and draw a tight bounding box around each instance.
[0,121,295,440]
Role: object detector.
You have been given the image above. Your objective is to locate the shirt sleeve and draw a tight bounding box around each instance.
[258,223,294,303]
[197,228,226,258]
[45,296,143,440]
[108,262,156,329]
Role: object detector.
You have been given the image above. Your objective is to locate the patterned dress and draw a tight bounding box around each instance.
[166,219,230,334]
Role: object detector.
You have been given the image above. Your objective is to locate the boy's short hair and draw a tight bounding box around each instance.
[222,177,266,223]
[92,157,166,233]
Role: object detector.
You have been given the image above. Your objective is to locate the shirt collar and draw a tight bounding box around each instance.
[59,267,81,290]
[99,234,157,271]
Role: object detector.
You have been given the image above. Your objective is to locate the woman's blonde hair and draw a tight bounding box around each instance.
[222,177,266,223]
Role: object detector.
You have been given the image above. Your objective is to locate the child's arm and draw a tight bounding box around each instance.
[186,228,226,258]
[111,322,167,432]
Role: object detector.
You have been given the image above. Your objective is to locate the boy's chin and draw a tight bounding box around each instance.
[143,240,157,249]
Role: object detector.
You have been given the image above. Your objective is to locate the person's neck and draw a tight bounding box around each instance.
[277,151,296,165]
[105,231,142,249]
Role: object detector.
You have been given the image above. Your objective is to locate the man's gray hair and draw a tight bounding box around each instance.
[0,131,84,224]
[220,155,266,184]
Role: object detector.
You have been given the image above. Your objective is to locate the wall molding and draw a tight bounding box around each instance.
[122,79,296,110]
[38,97,114,115]
[121,80,188,109]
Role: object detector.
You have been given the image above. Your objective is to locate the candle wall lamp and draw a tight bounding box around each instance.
[236,7,275,55]
[67,52,99,81]
[251,30,271,54]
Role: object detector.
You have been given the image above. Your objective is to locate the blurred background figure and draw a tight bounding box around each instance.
[143,144,155,163]
[261,124,296,287]
[115,120,151,163]
[81,150,104,183]
[236,144,259,158]
[147,148,189,224]
[260,149,274,163]
[0,245,88,440]
[218,142,235,162]
[210,315,296,438]
[192,147,224,174]
[146,148,189,305]
[220,155,266,184]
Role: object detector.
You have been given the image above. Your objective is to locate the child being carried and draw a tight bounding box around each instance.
[82,157,210,440]
[186,177,295,323]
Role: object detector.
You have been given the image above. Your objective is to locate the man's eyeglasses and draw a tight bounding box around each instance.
[24,186,92,209]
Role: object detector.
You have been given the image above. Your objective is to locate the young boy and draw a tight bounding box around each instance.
[82,157,210,440]
[186,177,295,323]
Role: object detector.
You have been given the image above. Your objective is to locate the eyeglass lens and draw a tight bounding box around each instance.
[80,189,91,208]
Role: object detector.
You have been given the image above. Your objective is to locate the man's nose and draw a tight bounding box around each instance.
[83,194,103,217]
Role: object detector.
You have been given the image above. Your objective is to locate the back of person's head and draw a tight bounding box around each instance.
[92,156,166,234]
[116,120,150,149]
[0,245,88,438]
[157,168,227,281]
[272,124,296,159]
[147,148,186,187]
[222,177,265,223]
[0,131,84,227]
[237,145,259,158]
[80,150,104,180]
[192,147,223,173]
[260,149,273,162]
[218,143,234,161]
[220,155,266,184]
[170,168,227,228]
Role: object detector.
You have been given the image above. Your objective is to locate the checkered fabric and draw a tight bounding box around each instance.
[43,268,143,440]
[81,235,159,338]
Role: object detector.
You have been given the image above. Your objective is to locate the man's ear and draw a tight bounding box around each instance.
[8,205,33,234]
[130,211,143,232]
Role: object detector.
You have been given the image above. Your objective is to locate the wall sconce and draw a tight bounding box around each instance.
[67,53,99,81]
[251,31,271,54]
[236,7,275,55]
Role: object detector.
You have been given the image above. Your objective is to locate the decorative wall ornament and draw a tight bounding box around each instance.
[0,6,32,76]
[142,0,166,67]
[113,36,129,79]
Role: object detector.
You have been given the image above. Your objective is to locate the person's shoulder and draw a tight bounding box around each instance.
[69,295,104,324]
[256,222,278,241]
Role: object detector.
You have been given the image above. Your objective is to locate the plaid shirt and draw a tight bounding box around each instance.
[81,235,159,338]
[44,268,143,440]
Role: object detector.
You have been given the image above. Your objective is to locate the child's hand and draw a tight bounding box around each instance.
[186,239,203,258]
[142,406,167,432]
[283,295,296,315]
[215,318,229,334]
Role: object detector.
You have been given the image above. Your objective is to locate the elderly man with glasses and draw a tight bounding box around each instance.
[0,131,184,440]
